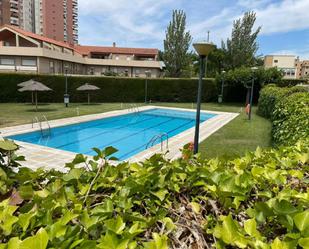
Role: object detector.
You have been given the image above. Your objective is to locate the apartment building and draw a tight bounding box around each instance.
[0,25,164,77]
[264,55,297,79]
[296,58,309,79]
[0,0,20,27]
[0,0,78,44]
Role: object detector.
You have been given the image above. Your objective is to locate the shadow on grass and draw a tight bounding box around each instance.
[25,108,58,112]
[80,103,102,106]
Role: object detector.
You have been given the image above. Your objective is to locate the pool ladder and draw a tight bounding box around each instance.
[32,115,51,137]
[146,132,169,152]
[127,104,140,115]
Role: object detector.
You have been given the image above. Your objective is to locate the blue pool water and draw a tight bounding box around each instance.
[8,108,216,160]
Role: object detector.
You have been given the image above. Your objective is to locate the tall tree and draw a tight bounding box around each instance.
[163,10,192,78]
[222,11,261,69]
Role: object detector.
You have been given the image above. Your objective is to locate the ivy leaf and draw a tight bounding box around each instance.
[298,238,309,248]
[293,210,309,233]
[18,211,37,232]
[143,233,168,249]
[0,140,18,151]
[63,168,83,182]
[19,228,49,249]
[104,216,126,235]
[7,237,21,249]
[19,185,34,200]
[271,237,298,249]
[104,146,118,157]
[98,232,129,249]
[244,219,261,238]
[81,210,98,229]
[151,189,168,202]
[190,202,201,214]
[213,214,248,248]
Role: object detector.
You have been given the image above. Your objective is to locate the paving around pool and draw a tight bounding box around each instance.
[1,106,238,171]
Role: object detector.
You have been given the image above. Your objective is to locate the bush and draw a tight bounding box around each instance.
[0,138,308,248]
[257,85,307,119]
[217,67,283,102]
[0,73,217,103]
[272,92,309,146]
[278,78,308,87]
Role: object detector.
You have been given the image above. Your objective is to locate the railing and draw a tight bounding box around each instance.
[31,115,51,137]
[146,132,169,152]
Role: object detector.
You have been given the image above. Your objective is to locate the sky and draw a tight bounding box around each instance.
[78,0,309,59]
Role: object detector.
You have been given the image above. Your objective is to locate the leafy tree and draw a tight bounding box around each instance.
[163,10,192,78]
[222,11,261,69]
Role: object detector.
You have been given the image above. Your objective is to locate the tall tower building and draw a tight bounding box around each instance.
[0,0,21,27]
[0,0,78,44]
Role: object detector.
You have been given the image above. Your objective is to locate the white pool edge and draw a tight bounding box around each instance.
[1,106,239,171]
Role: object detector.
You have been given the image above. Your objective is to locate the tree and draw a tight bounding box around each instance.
[222,11,261,70]
[163,10,192,78]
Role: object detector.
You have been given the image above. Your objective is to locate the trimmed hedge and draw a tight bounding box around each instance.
[0,73,218,103]
[272,92,309,146]
[257,85,309,146]
[257,85,308,119]
[278,78,308,87]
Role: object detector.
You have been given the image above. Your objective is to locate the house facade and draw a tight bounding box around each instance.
[264,55,297,79]
[0,25,164,78]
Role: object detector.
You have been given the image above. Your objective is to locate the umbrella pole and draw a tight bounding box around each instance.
[88,93,90,105]
[35,91,38,112]
[32,92,34,105]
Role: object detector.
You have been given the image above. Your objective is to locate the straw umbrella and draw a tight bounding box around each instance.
[77,83,100,104]
[18,79,38,104]
[18,81,52,111]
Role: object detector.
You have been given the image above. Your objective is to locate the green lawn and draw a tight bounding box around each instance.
[0,102,272,159]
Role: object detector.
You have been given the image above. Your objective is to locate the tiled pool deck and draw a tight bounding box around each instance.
[1,106,238,171]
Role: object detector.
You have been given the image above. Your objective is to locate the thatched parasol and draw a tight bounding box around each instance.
[77,83,100,104]
[18,81,52,111]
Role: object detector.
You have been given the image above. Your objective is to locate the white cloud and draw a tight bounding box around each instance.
[255,0,309,34]
[77,0,309,55]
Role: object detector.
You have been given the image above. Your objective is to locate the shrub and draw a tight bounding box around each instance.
[272,92,309,146]
[0,139,308,248]
[0,73,218,103]
[217,67,283,102]
[257,85,307,119]
[278,78,308,87]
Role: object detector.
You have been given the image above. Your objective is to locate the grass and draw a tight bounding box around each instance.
[0,102,272,160]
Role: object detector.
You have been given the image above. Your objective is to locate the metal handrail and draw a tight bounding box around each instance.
[146,132,169,151]
[31,116,40,129]
[41,115,51,136]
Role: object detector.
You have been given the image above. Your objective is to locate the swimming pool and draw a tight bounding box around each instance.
[8,108,217,160]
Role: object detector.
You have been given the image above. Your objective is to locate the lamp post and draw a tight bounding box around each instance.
[64,65,69,108]
[193,42,216,154]
[145,70,151,104]
[248,67,258,120]
[218,70,226,103]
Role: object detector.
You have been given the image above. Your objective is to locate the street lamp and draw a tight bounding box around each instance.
[64,65,69,108]
[145,70,151,104]
[248,67,258,120]
[193,41,216,154]
[218,70,226,103]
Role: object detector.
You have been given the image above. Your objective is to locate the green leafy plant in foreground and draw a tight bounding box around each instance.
[0,138,308,248]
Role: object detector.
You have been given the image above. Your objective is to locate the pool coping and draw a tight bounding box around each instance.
[0,106,239,171]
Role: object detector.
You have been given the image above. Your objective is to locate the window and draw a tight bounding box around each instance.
[274,60,278,63]
[22,58,36,66]
[0,58,15,65]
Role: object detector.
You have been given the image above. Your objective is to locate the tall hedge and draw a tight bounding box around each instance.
[257,85,308,119]
[272,92,309,146]
[257,85,309,146]
[0,73,218,103]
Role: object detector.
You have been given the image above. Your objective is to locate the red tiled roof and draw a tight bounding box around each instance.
[0,25,159,57]
[75,45,158,57]
[2,25,73,50]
